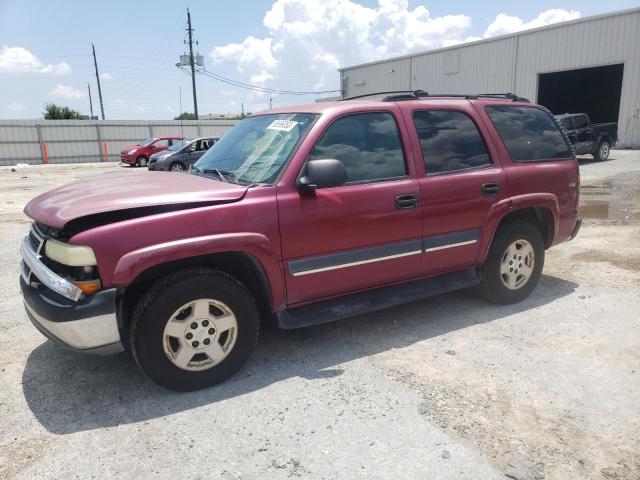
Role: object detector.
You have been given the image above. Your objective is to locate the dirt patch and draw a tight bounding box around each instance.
[571,248,640,272]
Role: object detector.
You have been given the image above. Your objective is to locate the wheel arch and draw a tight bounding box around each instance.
[118,251,274,334]
[479,201,557,265]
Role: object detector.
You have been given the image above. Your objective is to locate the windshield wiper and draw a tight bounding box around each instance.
[201,168,227,183]
[200,168,238,183]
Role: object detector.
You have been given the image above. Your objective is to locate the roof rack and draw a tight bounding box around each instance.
[384,91,530,102]
[339,90,418,101]
[342,90,530,102]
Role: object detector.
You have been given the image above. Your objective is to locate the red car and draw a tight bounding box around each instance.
[20,92,581,391]
[120,136,184,167]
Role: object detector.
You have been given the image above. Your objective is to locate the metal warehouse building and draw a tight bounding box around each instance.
[339,8,640,148]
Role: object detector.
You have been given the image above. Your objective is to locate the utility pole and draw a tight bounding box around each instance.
[91,44,105,120]
[179,86,184,139]
[87,83,94,119]
[186,9,199,118]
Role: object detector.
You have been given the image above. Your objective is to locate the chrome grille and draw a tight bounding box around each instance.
[29,223,45,254]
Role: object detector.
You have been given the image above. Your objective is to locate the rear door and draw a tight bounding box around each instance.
[403,104,507,276]
[277,110,423,305]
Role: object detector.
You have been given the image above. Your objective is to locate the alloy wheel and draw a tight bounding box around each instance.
[162,298,238,371]
[500,239,535,290]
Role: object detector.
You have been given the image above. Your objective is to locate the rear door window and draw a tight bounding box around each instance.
[413,110,491,175]
[308,112,407,183]
[486,106,572,162]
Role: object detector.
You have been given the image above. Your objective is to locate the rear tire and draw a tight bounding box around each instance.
[594,141,610,161]
[129,268,260,391]
[478,220,545,304]
[136,156,148,167]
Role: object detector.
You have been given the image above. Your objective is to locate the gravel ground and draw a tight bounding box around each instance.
[0,153,639,479]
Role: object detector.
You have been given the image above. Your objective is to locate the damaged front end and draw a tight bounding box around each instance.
[20,222,122,354]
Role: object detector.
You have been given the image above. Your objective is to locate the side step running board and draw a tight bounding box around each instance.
[276,268,479,329]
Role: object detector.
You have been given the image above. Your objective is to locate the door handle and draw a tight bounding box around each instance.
[395,194,419,209]
[481,183,501,196]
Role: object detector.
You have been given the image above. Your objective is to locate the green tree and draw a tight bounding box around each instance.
[174,112,198,120]
[43,103,82,120]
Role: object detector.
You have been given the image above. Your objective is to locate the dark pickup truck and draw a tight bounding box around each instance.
[20,92,581,391]
[555,113,617,161]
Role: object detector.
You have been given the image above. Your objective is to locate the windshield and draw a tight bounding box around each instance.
[136,138,155,146]
[192,113,317,185]
[168,139,190,152]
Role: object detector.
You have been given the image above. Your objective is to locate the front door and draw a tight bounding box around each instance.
[277,111,422,305]
[406,107,508,276]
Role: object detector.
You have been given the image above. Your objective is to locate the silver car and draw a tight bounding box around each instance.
[148,137,218,172]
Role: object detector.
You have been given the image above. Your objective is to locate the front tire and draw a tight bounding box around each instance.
[129,268,260,391]
[478,220,545,304]
[594,141,610,161]
[136,156,148,167]
[170,161,186,172]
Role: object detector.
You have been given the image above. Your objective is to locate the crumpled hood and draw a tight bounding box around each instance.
[24,170,248,229]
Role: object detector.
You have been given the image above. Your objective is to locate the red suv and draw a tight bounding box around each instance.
[20,92,581,391]
[120,136,184,167]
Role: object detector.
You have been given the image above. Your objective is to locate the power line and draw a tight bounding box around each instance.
[196,68,341,96]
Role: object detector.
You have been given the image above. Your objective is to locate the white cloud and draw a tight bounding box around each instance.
[7,101,25,112]
[47,84,86,99]
[100,72,113,80]
[0,46,71,75]
[208,0,472,110]
[250,72,274,84]
[484,9,580,37]
[203,2,583,112]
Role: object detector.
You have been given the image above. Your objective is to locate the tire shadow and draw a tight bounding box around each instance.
[22,274,577,434]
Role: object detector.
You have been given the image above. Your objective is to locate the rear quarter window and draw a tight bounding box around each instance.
[486,106,572,162]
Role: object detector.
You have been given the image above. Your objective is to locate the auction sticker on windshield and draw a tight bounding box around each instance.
[266,120,298,132]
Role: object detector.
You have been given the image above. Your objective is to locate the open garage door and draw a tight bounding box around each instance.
[537,64,624,124]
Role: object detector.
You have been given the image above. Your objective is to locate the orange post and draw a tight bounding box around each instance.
[103,142,108,162]
[42,143,48,164]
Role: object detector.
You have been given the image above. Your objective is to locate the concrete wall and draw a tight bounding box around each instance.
[340,8,640,147]
[0,119,237,166]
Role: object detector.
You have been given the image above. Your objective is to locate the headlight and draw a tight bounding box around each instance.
[127,149,137,155]
[160,154,170,161]
[45,239,97,267]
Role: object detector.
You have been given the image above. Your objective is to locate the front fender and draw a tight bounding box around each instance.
[111,232,285,310]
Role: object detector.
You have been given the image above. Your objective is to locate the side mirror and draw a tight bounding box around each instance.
[298,159,346,190]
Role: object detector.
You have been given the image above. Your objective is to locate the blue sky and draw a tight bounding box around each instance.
[1,0,637,119]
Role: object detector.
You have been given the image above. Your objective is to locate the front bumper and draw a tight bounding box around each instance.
[120,154,136,166]
[147,160,167,171]
[21,278,123,355]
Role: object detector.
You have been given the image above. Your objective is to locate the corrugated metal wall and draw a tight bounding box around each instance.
[0,119,237,166]
[341,8,640,147]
